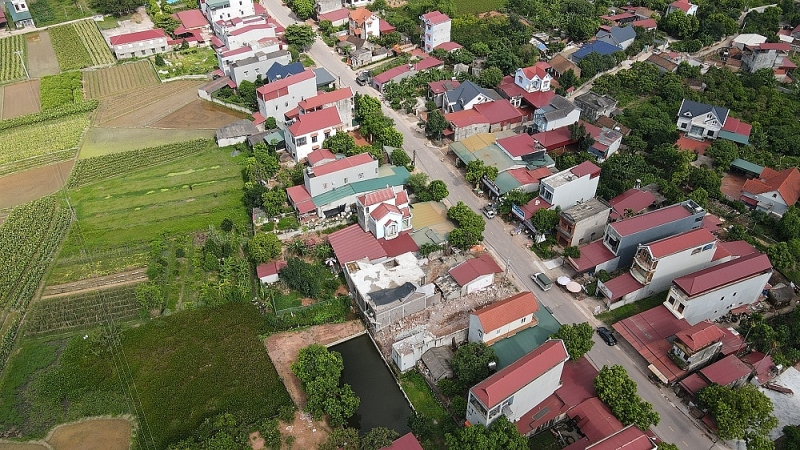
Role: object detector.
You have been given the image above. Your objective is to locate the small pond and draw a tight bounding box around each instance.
[331,334,412,435]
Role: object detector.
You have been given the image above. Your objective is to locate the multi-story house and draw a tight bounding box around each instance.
[513,62,552,93]
[6,0,33,27]
[442,80,495,113]
[229,50,292,86]
[466,340,569,427]
[676,99,729,140]
[597,228,718,308]
[468,292,540,345]
[255,69,317,125]
[538,161,601,210]
[110,29,169,59]
[669,321,724,371]
[531,96,580,132]
[293,87,355,131]
[349,8,380,40]
[200,0,255,23]
[567,200,706,273]
[574,92,617,122]
[666,0,698,16]
[356,187,412,240]
[556,198,611,247]
[315,0,341,15]
[420,10,451,53]
[285,107,343,162]
[303,153,378,197]
[666,252,773,325]
[740,166,800,218]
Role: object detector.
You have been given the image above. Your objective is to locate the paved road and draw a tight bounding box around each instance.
[260,2,724,448]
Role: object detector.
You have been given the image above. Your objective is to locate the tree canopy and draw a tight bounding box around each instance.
[551,323,594,360]
[594,365,660,430]
[450,342,498,391]
[248,232,282,263]
[284,24,315,50]
[447,202,486,250]
[291,345,360,427]
[697,383,777,447]
[444,416,527,450]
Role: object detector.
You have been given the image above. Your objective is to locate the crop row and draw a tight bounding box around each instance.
[83,61,159,99]
[49,23,94,71]
[0,319,20,374]
[74,19,115,66]
[39,72,83,110]
[24,285,140,335]
[0,150,74,178]
[0,35,25,83]
[0,113,89,166]
[0,196,72,310]
[0,99,98,132]
[94,80,199,124]
[69,139,214,187]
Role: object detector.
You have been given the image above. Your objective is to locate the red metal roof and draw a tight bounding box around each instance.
[679,373,709,397]
[229,23,274,36]
[568,240,616,272]
[645,228,715,259]
[429,79,460,95]
[251,111,265,125]
[758,42,791,51]
[173,9,209,28]
[608,188,655,221]
[602,272,643,302]
[328,223,387,264]
[570,160,601,178]
[700,354,752,387]
[256,260,287,278]
[286,185,315,214]
[670,0,693,12]
[568,397,623,443]
[521,61,550,80]
[740,351,776,384]
[307,149,336,166]
[496,133,539,158]
[379,19,396,34]
[211,36,224,47]
[473,100,525,126]
[473,291,540,332]
[373,65,411,85]
[471,340,568,408]
[613,305,688,383]
[718,240,758,257]
[312,152,373,177]
[530,126,574,150]
[632,18,658,29]
[721,116,752,137]
[507,167,551,186]
[371,203,401,220]
[110,29,167,46]
[449,253,502,285]
[221,46,252,57]
[521,90,556,109]
[445,109,487,128]
[383,432,424,450]
[299,87,353,111]
[421,10,450,25]
[256,69,315,101]
[586,424,654,450]
[434,41,462,51]
[672,252,771,297]
[702,214,723,233]
[414,57,443,71]
[288,107,341,137]
[357,186,396,207]
[379,232,419,257]
[675,321,725,352]
[610,203,692,237]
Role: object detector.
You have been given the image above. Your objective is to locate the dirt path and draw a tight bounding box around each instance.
[0,160,74,209]
[42,268,147,298]
[25,31,60,79]
[264,320,365,447]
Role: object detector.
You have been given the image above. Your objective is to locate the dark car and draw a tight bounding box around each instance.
[597,327,617,346]
[356,71,370,85]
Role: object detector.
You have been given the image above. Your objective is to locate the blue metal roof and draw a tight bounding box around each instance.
[266,62,304,82]
[572,41,622,61]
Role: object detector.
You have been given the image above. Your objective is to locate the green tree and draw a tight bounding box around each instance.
[320,427,360,450]
[465,160,498,188]
[220,218,234,232]
[135,281,164,310]
[390,148,412,168]
[470,42,490,56]
[559,69,579,90]
[706,139,739,172]
[406,172,430,195]
[659,10,699,39]
[426,180,449,201]
[324,132,357,155]
[778,207,800,240]
[767,242,794,270]
[530,208,559,233]
[261,188,288,217]
[697,384,777,446]
[425,109,448,141]
[479,66,504,88]
[154,53,166,67]
[377,127,404,148]
[444,416,528,450]
[656,443,681,450]
[360,427,399,450]
[249,232,282,263]
[280,258,336,298]
[688,187,709,208]
[567,17,600,41]
[594,365,660,430]
[292,344,360,427]
[451,342,498,391]
[783,425,800,450]
[285,24,315,50]
[551,323,594,360]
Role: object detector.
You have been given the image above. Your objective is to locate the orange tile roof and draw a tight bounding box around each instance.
[675,322,725,352]
[349,7,374,25]
[358,186,396,206]
[473,291,540,332]
[742,167,800,206]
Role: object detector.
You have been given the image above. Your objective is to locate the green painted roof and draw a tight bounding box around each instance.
[5,1,32,21]
[525,153,555,168]
[730,158,763,175]
[452,142,518,172]
[491,307,562,369]
[205,0,230,8]
[719,131,750,146]
[311,165,410,206]
[493,171,523,195]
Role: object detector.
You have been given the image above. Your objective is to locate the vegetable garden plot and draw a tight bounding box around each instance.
[83,61,159,99]
[0,113,89,166]
[24,285,141,335]
[93,80,201,124]
[0,35,26,83]
[49,21,114,71]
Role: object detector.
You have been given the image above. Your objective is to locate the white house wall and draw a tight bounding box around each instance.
[665,270,772,325]
[464,273,494,295]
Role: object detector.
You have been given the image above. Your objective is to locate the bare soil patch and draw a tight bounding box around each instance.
[79,127,214,158]
[265,320,365,407]
[0,443,48,450]
[24,31,60,78]
[152,99,250,130]
[279,411,331,450]
[46,418,131,450]
[43,268,147,298]
[0,160,73,209]
[1,80,40,119]
[721,172,747,200]
[95,80,202,126]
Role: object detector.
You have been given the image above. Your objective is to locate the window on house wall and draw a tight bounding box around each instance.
[296,136,307,146]
[343,178,348,183]
[358,173,364,178]
[521,317,526,323]
[311,135,318,143]
[677,303,685,313]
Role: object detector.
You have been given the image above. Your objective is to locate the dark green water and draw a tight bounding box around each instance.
[331,334,412,435]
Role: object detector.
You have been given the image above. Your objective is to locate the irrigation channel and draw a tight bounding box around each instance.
[331,334,412,435]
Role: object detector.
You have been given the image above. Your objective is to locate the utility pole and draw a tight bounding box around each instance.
[14,50,29,80]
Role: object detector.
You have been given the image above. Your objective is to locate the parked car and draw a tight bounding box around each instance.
[597,327,617,346]
[356,71,370,85]
[531,272,553,291]
[482,204,497,219]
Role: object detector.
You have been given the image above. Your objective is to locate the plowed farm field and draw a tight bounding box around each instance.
[93,80,202,125]
[83,61,159,99]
